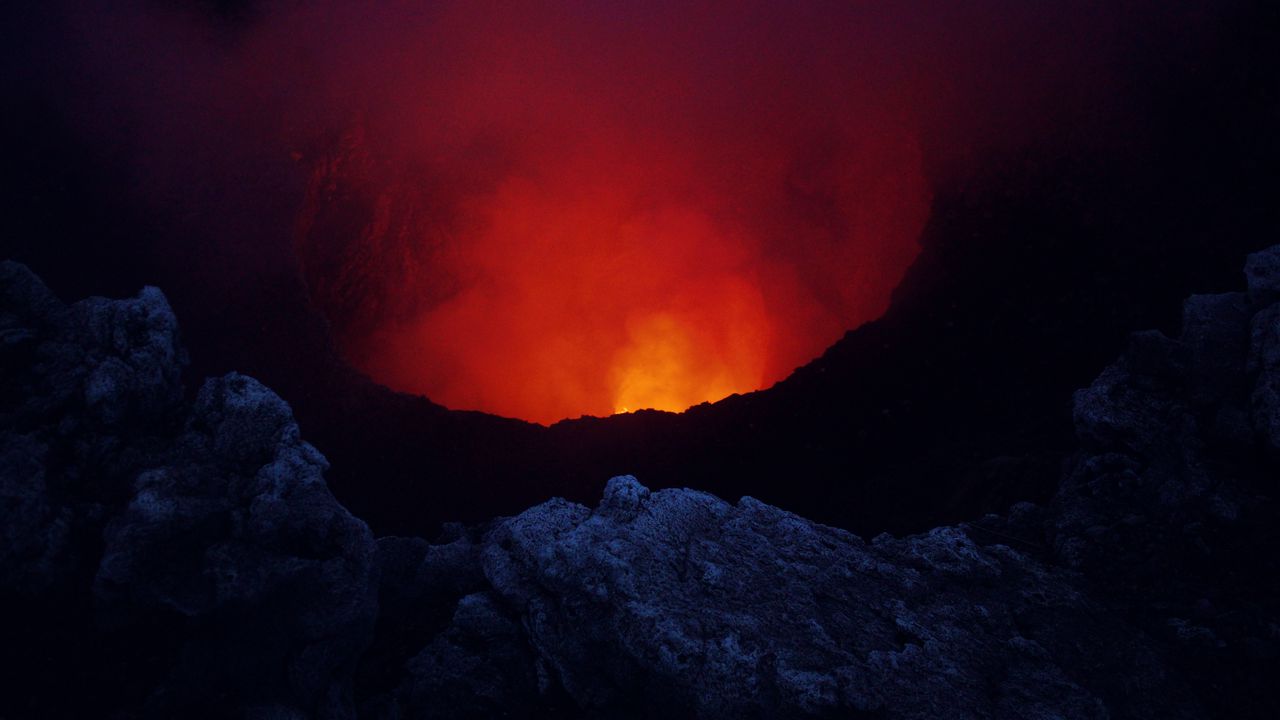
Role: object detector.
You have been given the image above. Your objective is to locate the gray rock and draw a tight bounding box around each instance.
[73,285,185,427]
[470,476,1193,719]
[1049,262,1280,718]
[1,261,186,595]
[93,373,378,719]
[8,244,1280,720]
[1,264,375,720]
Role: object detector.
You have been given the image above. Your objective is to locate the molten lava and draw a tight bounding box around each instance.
[293,2,932,424]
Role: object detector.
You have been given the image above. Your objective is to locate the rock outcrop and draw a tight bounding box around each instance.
[1,262,377,719]
[1047,247,1280,713]
[3,249,1279,718]
[446,476,1191,719]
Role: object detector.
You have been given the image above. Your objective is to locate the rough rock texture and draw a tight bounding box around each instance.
[93,373,379,719]
[1,261,377,719]
[1047,246,1280,715]
[3,247,1280,719]
[466,476,1188,719]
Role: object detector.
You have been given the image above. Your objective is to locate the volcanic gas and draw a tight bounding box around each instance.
[37,0,1158,424]
[294,2,931,425]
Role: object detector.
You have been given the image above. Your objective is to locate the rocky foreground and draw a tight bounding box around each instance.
[2,251,1279,719]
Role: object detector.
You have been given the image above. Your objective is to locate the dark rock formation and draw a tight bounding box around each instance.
[3,246,1279,718]
[459,475,1191,719]
[1048,246,1280,715]
[1,262,377,719]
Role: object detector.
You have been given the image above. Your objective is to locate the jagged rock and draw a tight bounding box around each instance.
[5,245,1280,720]
[1050,257,1280,716]
[468,475,1192,719]
[94,373,378,719]
[1,264,376,719]
[1,260,186,596]
[1054,294,1251,580]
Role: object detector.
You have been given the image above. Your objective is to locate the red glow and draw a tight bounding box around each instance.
[48,0,1185,424]
[294,2,931,424]
[277,2,931,422]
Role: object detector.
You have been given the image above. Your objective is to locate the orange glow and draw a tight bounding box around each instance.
[611,277,770,414]
[293,2,932,424]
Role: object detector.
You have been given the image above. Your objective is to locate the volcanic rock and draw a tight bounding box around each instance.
[4,247,1280,718]
[1,261,376,719]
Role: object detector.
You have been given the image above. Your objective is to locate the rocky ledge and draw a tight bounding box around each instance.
[2,249,1278,718]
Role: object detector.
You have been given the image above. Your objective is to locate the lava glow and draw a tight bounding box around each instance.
[292,1,932,424]
[43,0,1192,425]
[302,128,928,423]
